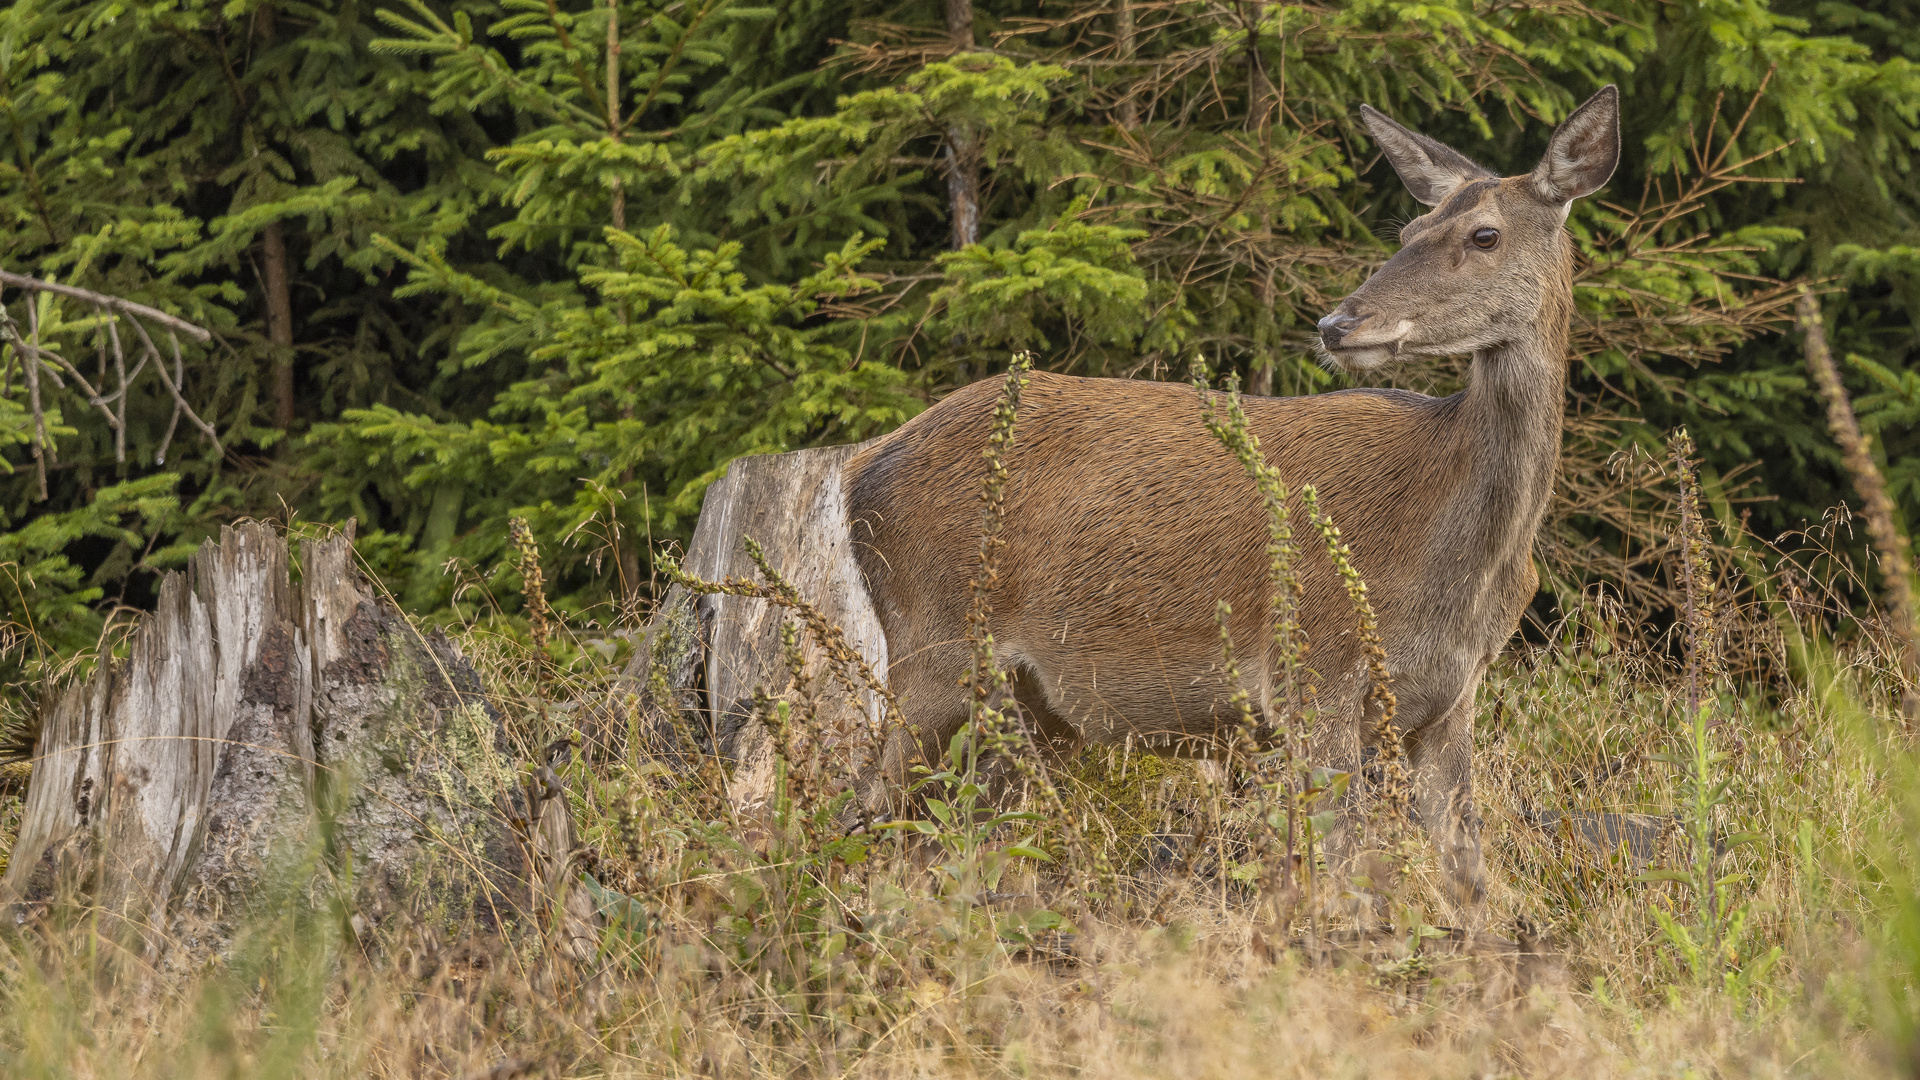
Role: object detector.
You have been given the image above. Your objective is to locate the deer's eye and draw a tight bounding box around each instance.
[1471,227,1500,250]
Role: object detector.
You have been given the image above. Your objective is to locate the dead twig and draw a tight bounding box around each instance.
[0,270,212,343]
[121,314,223,458]
[0,273,224,471]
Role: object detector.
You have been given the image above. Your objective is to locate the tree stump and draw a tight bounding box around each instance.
[0,523,593,959]
[618,443,893,811]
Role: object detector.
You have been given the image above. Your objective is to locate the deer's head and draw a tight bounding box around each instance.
[1317,86,1620,373]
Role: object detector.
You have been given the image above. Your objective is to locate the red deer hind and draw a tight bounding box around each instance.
[845,86,1621,916]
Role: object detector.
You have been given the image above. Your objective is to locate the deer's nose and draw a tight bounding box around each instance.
[1317,312,1364,349]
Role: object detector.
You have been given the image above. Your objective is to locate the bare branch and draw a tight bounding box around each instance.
[0,314,124,441]
[109,319,126,463]
[0,270,212,343]
[113,312,223,457]
[150,322,222,459]
[155,333,187,466]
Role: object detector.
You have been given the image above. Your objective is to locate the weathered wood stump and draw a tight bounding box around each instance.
[617,443,892,811]
[1,523,593,958]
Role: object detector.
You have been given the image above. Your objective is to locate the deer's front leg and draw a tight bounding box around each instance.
[1406,688,1486,927]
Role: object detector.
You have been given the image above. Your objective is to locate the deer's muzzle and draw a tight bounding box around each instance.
[1317,311,1364,350]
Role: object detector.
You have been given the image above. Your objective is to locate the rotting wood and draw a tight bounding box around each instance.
[1522,809,1673,872]
[609,443,891,813]
[0,522,595,961]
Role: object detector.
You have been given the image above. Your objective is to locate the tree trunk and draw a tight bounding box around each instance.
[945,143,982,250]
[944,0,981,250]
[606,0,625,232]
[1250,270,1276,396]
[0,523,594,959]
[262,219,296,432]
[1240,0,1274,127]
[612,443,890,814]
[1114,0,1139,130]
[1249,361,1273,397]
[250,6,297,435]
[944,0,973,43]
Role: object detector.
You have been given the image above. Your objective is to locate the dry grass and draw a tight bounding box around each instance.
[0,628,1907,1080]
[4,375,1919,1077]
[1,530,1916,1079]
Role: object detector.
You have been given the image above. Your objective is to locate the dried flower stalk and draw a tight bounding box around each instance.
[1796,288,1919,725]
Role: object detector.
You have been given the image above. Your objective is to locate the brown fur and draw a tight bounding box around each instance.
[844,87,1621,919]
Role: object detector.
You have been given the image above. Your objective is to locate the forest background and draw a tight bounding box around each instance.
[2,0,1918,683]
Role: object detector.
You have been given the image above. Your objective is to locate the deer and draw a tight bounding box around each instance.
[843,86,1620,919]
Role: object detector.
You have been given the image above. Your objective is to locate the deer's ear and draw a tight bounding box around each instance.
[1359,104,1497,207]
[1531,85,1620,206]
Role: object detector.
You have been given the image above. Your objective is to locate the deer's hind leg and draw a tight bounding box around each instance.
[875,647,1082,817]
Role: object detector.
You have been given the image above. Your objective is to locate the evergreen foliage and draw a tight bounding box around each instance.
[4,0,1920,676]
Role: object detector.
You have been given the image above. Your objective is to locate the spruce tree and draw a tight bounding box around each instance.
[6,0,1920,668]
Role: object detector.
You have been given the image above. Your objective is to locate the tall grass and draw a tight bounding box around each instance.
[5,376,1920,1076]
[6,627,1910,1077]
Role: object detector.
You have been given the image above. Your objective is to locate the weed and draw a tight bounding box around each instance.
[1798,287,1920,724]
[1192,362,1315,922]
[1636,430,1780,1004]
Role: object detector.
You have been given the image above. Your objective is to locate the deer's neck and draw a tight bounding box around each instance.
[1435,301,1569,577]
[1383,300,1568,718]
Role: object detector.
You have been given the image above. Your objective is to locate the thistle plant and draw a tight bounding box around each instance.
[1797,287,1920,726]
[958,354,1111,908]
[1192,363,1309,728]
[509,516,555,732]
[913,351,1048,900]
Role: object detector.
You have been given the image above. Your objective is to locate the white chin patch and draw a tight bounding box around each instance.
[1328,346,1395,374]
